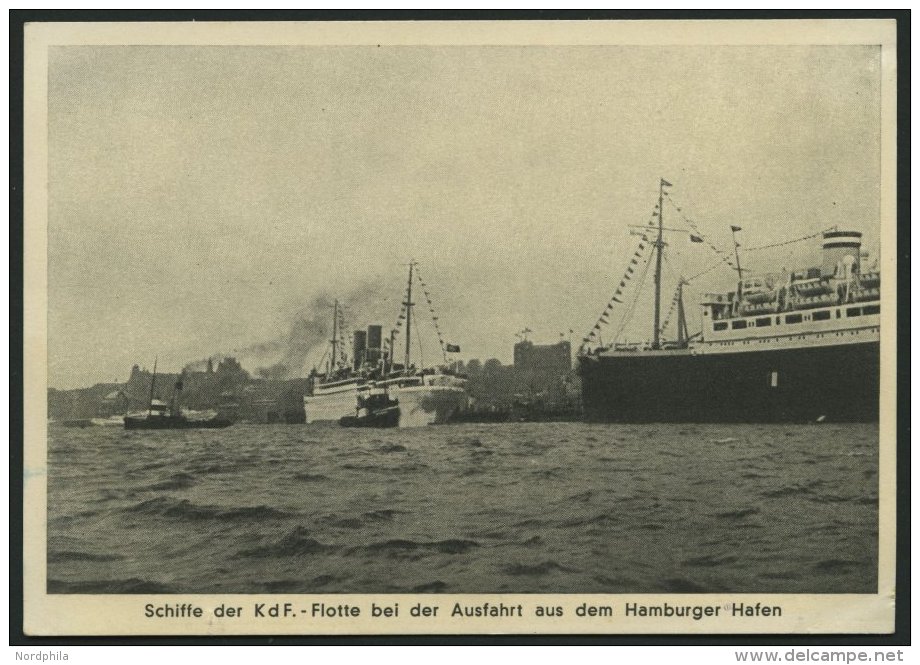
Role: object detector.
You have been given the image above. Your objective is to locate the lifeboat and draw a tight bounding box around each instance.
[740,302,778,316]
[852,286,880,302]
[744,289,777,305]
[792,278,832,297]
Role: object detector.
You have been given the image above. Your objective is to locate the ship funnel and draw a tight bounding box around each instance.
[366,324,383,366]
[822,230,862,277]
[353,330,367,370]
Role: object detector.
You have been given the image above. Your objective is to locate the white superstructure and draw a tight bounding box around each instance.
[304,377,368,424]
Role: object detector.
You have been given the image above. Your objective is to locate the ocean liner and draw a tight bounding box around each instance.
[304,263,467,427]
[578,179,880,423]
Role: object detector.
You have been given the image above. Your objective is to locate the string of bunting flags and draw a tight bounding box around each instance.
[612,246,655,343]
[678,228,836,295]
[685,259,726,283]
[579,214,657,352]
[388,299,408,358]
[744,226,838,252]
[414,265,451,364]
[661,191,739,273]
[665,192,837,263]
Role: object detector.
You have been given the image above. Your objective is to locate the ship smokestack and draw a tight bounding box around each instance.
[822,230,862,277]
[352,330,367,371]
[366,324,383,366]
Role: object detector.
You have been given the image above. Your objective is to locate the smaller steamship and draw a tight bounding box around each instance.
[304,263,467,427]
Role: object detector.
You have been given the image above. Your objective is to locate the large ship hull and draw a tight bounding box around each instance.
[304,389,362,424]
[305,379,467,427]
[579,341,880,423]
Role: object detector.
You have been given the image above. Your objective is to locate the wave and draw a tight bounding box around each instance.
[512,517,548,528]
[319,515,365,529]
[127,496,291,521]
[812,558,858,573]
[292,472,329,482]
[396,463,430,472]
[759,571,797,580]
[531,468,563,479]
[132,461,170,472]
[639,522,665,531]
[448,436,484,448]
[48,550,124,563]
[363,509,400,521]
[810,493,856,504]
[318,508,404,528]
[659,577,708,593]
[713,507,759,520]
[761,480,823,498]
[47,577,173,593]
[503,560,570,576]
[357,538,479,556]
[185,461,247,475]
[412,580,448,592]
[310,574,337,587]
[147,472,197,491]
[238,526,334,558]
[558,512,614,528]
[379,444,407,453]
[682,554,739,567]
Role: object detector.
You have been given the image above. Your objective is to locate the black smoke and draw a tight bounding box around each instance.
[254,315,329,380]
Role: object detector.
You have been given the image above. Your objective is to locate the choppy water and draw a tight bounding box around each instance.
[46,422,878,594]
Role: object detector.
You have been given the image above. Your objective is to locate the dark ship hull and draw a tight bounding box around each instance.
[579,341,879,423]
[124,415,234,430]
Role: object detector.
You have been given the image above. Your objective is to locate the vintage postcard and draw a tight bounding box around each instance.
[22,18,898,636]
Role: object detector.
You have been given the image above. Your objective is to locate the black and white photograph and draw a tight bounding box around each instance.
[21,17,899,636]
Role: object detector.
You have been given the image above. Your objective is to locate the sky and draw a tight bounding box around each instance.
[47,44,881,388]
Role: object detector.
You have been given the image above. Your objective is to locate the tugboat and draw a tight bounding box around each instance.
[338,391,401,428]
[124,359,234,429]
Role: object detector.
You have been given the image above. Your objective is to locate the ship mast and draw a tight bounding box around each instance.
[327,299,339,380]
[388,329,396,375]
[404,261,415,371]
[652,178,668,349]
[732,226,744,308]
[147,356,158,416]
[732,228,744,283]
